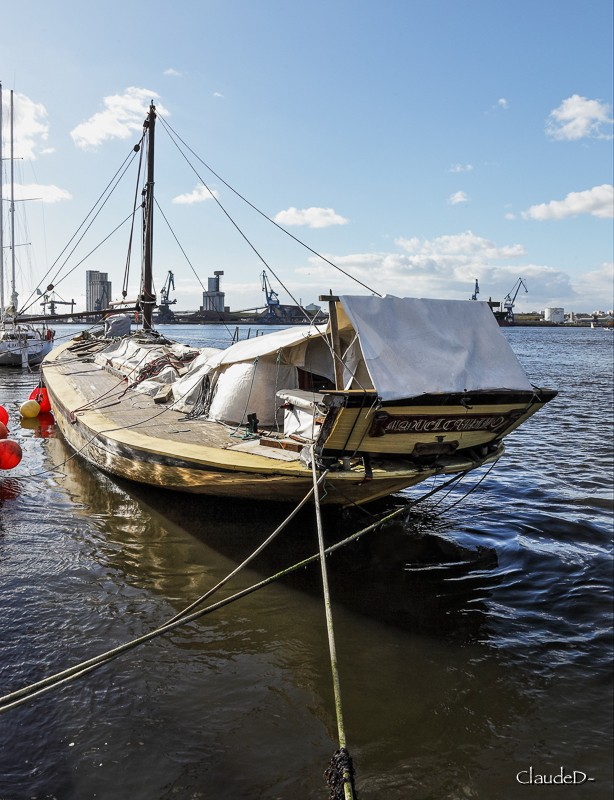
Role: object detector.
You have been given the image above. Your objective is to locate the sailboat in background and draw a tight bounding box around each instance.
[0,84,54,367]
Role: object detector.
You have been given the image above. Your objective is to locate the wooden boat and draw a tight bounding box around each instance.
[41,102,556,507]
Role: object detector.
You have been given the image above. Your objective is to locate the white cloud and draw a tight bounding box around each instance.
[292,227,613,310]
[70,87,168,150]
[396,231,526,259]
[274,206,349,228]
[521,184,614,220]
[497,98,508,109]
[213,92,224,98]
[448,191,469,205]
[546,94,613,141]
[449,163,473,173]
[2,90,50,160]
[573,261,614,308]
[298,231,573,308]
[172,184,218,204]
[13,182,71,203]
[164,68,182,77]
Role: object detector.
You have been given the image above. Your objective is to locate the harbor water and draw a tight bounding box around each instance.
[0,324,612,799]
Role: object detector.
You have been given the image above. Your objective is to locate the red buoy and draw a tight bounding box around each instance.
[0,422,8,439]
[29,387,51,413]
[0,440,22,470]
[0,406,8,426]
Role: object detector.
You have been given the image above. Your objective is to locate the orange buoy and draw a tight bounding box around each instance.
[0,440,22,470]
[19,399,40,419]
[0,406,8,426]
[29,387,51,413]
[0,422,8,439]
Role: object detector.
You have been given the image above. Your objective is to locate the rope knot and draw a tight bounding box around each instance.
[324,746,357,799]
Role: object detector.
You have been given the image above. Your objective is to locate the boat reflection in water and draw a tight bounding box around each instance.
[43,431,500,643]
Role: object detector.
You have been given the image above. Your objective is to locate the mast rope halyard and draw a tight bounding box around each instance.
[18,143,144,315]
[157,114,381,299]
[310,446,358,800]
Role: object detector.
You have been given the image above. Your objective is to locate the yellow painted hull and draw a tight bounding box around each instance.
[42,339,516,507]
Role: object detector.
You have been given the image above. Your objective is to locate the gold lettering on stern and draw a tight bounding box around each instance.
[368,409,524,437]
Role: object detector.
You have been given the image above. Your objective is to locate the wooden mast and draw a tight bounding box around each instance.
[141,102,156,330]
[320,293,344,390]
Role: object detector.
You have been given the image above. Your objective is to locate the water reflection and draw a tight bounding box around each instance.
[43,430,503,651]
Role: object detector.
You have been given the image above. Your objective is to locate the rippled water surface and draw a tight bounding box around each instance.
[0,324,612,799]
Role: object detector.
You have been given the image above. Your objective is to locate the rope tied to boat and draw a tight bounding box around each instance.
[311,446,357,800]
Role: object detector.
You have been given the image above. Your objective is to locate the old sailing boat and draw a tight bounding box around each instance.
[0,85,54,367]
[41,101,556,506]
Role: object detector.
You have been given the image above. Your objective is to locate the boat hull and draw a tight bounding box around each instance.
[0,336,53,367]
[42,338,505,507]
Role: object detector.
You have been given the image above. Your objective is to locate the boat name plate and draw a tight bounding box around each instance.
[369,409,524,437]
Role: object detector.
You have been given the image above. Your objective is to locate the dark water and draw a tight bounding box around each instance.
[0,324,612,800]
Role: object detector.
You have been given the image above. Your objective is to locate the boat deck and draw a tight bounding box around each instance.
[46,342,307,464]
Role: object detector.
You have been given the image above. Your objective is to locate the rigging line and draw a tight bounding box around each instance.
[155,123,336,352]
[425,455,498,513]
[158,115,380,297]
[122,135,146,298]
[0,469,459,714]
[434,457,501,516]
[36,212,136,299]
[166,470,330,625]
[19,144,143,313]
[158,124,320,329]
[153,199,236,340]
[422,472,466,511]
[160,124,320,328]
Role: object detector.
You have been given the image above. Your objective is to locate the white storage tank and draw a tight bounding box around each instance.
[544,307,564,323]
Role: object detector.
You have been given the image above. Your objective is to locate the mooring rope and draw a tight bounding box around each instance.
[311,447,357,800]
[166,469,330,625]
[0,471,464,716]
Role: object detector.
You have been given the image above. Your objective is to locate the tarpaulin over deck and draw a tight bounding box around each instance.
[338,295,533,401]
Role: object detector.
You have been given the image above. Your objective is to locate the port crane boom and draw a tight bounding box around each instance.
[503,278,528,323]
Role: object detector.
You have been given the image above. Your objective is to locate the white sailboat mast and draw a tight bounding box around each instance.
[0,82,4,316]
[9,89,17,311]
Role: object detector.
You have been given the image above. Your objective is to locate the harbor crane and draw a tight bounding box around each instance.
[41,293,75,317]
[503,278,528,323]
[261,270,281,320]
[157,271,176,322]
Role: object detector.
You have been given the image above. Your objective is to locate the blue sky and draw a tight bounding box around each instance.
[1,0,612,315]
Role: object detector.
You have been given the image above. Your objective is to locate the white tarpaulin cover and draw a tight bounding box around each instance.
[338,295,533,400]
[205,326,322,367]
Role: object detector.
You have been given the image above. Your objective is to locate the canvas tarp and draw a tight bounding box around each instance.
[338,295,533,401]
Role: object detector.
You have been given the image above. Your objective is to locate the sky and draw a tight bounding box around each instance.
[1,0,612,316]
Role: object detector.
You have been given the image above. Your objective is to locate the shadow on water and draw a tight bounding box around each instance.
[96,472,501,644]
[36,428,504,643]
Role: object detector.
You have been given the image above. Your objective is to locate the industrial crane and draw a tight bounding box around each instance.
[157,271,176,322]
[261,270,281,320]
[503,278,528,323]
[41,293,75,317]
